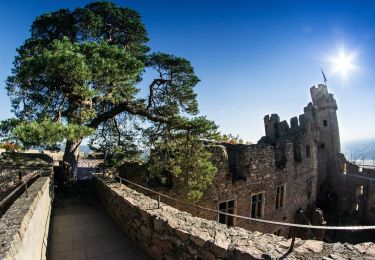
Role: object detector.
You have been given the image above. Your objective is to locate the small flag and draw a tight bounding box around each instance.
[321,68,327,84]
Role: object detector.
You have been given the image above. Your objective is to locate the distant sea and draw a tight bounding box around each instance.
[342,138,375,165]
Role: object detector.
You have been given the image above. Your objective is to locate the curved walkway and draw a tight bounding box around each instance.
[47,190,149,260]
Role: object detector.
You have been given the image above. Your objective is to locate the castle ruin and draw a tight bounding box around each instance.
[1,85,374,259]
[161,84,375,241]
[6,84,371,241]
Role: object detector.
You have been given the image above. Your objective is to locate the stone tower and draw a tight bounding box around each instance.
[310,84,340,156]
[310,84,341,204]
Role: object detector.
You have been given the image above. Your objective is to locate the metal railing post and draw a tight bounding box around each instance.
[24,181,28,197]
[158,194,160,209]
[287,227,296,254]
[119,177,122,185]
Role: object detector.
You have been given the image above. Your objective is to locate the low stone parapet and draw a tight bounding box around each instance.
[0,176,53,260]
[94,176,375,259]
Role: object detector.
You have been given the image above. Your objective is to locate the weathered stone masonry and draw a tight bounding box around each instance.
[119,84,374,241]
[168,141,320,238]
[0,175,53,260]
[308,85,375,227]
[168,84,375,240]
[162,86,332,238]
[329,154,375,225]
[93,175,375,259]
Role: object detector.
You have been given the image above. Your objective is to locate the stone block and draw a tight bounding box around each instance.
[93,176,375,260]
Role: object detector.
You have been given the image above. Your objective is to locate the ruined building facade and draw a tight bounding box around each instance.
[166,84,374,239]
[121,84,374,240]
[307,85,375,228]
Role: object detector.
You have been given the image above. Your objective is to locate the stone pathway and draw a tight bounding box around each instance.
[47,191,150,260]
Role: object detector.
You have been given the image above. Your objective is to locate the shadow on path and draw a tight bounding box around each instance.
[47,182,150,260]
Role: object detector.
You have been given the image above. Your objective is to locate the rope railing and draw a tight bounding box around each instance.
[99,173,375,256]
[0,166,52,170]
[114,175,375,231]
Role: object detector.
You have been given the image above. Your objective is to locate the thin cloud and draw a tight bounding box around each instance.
[302,25,312,34]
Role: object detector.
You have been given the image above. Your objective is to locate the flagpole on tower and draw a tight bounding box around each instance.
[321,68,327,86]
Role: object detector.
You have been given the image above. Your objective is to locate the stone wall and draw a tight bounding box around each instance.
[118,141,321,238]
[0,176,53,260]
[164,142,319,238]
[93,175,375,259]
[116,84,351,240]
[330,154,375,225]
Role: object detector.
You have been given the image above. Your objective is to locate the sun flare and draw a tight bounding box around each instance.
[329,48,357,80]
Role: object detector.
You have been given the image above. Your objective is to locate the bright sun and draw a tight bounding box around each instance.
[329,48,357,80]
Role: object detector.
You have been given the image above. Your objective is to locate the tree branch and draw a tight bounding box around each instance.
[113,117,121,146]
[88,100,172,128]
[147,79,170,110]
[53,95,66,122]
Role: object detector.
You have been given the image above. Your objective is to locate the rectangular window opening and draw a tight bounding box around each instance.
[251,192,265,218]
[343,163,347,174]
[275,184,285,209]
[352,202,359,212]
[306,145,311,158]
[356,185,364,197]
[218,200,235,226]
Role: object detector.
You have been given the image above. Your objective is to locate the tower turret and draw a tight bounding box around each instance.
[310,84,340,155]
[311,84,341,207]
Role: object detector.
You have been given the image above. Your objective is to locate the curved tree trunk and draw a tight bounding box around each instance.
[62,139,82,183]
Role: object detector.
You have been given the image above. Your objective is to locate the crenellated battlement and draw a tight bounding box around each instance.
[262,84,339,144]
[263,112,311,142]
[264,113,281,139]
[260,84,343,223]
[310,84,329,100]
[290,116,298,129]
[310,84,337,110]
[259,83,343,178]
[264,114,280,126]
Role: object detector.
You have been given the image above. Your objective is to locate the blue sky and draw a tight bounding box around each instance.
[1,0,375,143]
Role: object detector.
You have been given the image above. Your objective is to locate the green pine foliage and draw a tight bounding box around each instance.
[4,1,219,200]
[12,119,94,149]
[148,136,216,202]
